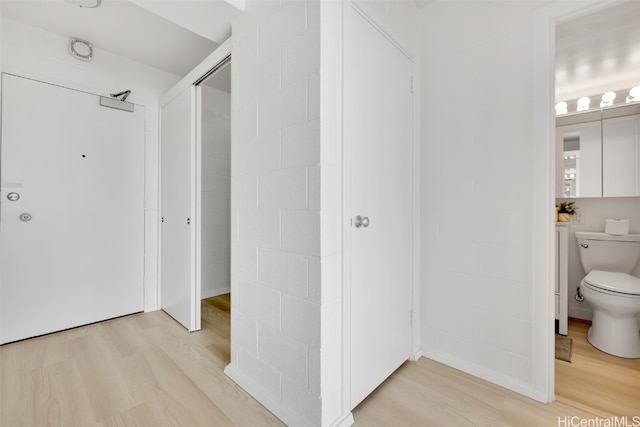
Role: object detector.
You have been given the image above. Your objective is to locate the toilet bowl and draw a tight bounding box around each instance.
[576,231,640,359]
[580,271,640,358]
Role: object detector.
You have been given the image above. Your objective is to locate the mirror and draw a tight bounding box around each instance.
[559,125,601,198]
[556,104,640,198]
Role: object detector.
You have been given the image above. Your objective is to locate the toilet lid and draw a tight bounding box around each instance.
[583,271,640,296]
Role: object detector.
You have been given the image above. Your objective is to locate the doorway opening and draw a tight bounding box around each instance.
[553,1,640,416]
[159,50,232,353]
[197,58,232,362]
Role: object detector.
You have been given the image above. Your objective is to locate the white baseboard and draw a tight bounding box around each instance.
[144,304,158,313]
[328,412,354,427]
[568,306,593,321]
[224,364,315,427]
[421,350,549,403]
[411,345,423,361]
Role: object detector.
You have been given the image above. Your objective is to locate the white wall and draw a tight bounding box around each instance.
[201,86,231,299]
[226,1,325,425]
[419,1,546,399]
[557,197,640,320]
[1,17,181,311]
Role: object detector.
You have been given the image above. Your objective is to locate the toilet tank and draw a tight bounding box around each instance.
[575,232,640,274]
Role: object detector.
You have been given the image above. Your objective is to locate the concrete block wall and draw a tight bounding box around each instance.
[228,1,324,425]
[419,0,543,396]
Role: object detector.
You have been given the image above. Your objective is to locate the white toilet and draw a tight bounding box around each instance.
[576,231,640,358]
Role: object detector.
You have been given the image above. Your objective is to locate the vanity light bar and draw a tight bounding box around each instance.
[556,85,640,115]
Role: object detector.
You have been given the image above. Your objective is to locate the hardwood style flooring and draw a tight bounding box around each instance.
[353,359,599,427]
[555,318,640,418]
[1,300,635,426]
[0,295,284,427]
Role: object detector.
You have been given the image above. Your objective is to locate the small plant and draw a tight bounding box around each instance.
[556,201,578,215]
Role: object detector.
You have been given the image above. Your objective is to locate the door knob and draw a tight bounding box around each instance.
[354,215,370,228]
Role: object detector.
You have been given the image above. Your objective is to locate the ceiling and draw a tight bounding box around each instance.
[0,0,241,77]
[2,0,635,99]
[556,1,640,102]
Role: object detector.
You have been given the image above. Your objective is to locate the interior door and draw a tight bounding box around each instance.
[160,86,200,331]
[0,73,145,344]
[345,7,414,408]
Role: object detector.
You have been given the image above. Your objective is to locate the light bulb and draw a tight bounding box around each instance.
[600,91,616,107]
[577,97,590,112]
[626,86,640,103]
[555,101,568,115]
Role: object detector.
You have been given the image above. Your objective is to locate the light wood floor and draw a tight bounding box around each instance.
[0,295,284,427]
[0,299,631,426]
[555,318,640,418]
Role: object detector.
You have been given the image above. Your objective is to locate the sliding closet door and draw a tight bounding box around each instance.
[0,73,145,344]
[160,86,200,331]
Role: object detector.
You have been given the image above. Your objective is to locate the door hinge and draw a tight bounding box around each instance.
[410,76,414,94]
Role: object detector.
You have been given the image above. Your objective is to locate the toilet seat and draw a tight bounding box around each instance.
[583,270,640,296]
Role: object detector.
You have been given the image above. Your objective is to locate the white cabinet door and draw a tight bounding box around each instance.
[345,7,414,409]
[160,86,200,331]
[555,224,569,335]
[0,73,144,344]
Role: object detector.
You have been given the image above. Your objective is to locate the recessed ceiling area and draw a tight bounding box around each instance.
[556,1,640,102]
[0,0,242,77]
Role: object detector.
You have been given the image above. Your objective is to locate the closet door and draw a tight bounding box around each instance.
[160,86,200,331]
[0,73,145,344]
[345,7,414,409]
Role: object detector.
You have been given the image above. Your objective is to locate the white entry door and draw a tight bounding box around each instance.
[160,86,200,331]
[0,73,145,344]
[345,7,414,408]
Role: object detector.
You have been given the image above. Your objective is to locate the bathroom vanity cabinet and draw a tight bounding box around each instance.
[555,223,569,335]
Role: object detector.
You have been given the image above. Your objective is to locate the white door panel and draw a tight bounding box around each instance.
[160,86,199,331]
[345,8,414,409]
[0,73,144,344]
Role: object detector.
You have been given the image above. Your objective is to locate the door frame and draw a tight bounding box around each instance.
[340,1,421,411]
[532,0,614,403]
[158,39,232,330]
